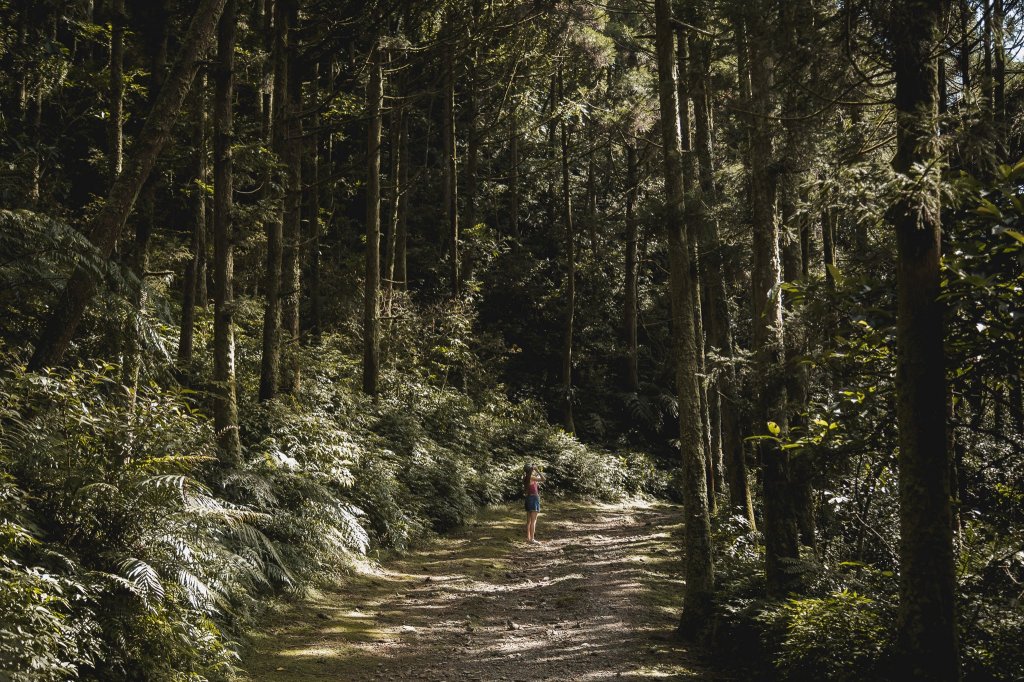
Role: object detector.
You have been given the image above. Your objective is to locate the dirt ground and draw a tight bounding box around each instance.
[241,500,728,681]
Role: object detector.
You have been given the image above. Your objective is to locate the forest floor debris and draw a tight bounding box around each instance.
[242,500,727,681]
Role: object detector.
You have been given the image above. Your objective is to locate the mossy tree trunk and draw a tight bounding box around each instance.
[654,0,714,637]
[888,1,960,678]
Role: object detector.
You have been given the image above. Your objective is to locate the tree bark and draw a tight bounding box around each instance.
[178,72,208,371]
[280,0,302,394]
[687,7,752,526]
[363,41,383,396]
[259,0,289,401]
[108,0,125,179]
[888,1,960,678]
[443,38,460,298]
[385,66,402,293]
[28,0,229,371]
[744,0,801,597]
[559,66,576,435]
[212,0,241,465]
[510,107,520,240]
[624,142,640,393]
[394,108,409,289]
[654,0,713,636]
[308,59,326,345]
[779,0,816,550]
[676,25,716,514]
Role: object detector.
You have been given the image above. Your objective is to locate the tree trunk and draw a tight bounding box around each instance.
[28,0,228,371]
[259,0,289,401]
[654,0,714,636]
[178,73,208,371]
[676,25,716,514]
[385,68,402,293]
[443,39,460,298]
[212,0,241,466]
[779,0,816,550]
[394,109,409,289]
[308,59,326,345]
[624,142,640,393]
[888,1,960,678]
[744,1,801,597]
[686,11,753,526]
[510,107,520,240]
[363,42,383,396]
[280,0,302,394]
[992,0,1005,152]
[109,0,125,179]
[559,66,576,435]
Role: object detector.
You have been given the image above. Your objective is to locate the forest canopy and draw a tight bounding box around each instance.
[0,0,1022,680]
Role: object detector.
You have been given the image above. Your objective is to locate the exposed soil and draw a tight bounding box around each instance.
[242,500,728,681]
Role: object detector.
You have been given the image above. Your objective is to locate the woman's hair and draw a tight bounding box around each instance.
[522,463,534,495]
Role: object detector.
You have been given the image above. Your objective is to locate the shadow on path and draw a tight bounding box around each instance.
[242,500,728,681]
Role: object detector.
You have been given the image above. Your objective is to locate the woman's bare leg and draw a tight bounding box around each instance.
[525,512,533,541]
[528,512,539,541]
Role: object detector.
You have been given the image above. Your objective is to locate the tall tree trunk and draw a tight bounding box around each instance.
[888,1,960,678]
[687,8,750,524]
[394,109,409,289]
[109,0,125,179]
[259,0,289,401]
[212,0,241,466]
[363,41,383,396]
[992,0,1005,152]
[957,0,972,106]
[624,141,640,393]
[559,66,576,435]
[260,0,273,143]
[308,59,326,345]
[676,25,716,513]
[28,0,229,371]
[443,38,460,298]
[385,69,402,293]
[744,1,801,597]
[178,73,208,371]
[779,0,816,550]
[585,125,599,252]
[464,81,478,283]
[510,106,520,240]
[280,0,302,394]
[654,0,713,636]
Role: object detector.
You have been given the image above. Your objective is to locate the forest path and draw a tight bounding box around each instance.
[242,500,726,681]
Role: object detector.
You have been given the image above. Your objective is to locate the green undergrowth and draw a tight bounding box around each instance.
[0,298,666,681]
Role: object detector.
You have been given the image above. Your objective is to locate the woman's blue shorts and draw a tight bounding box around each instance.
[525,495,540,512]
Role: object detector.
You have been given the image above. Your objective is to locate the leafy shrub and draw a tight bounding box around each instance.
[0,362,249,680]
[761,590,892,681]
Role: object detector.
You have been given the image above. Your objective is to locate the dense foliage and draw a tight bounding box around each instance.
[1,0,1022,679]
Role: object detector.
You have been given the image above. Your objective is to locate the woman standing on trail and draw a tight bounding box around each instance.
[523,463,545,544]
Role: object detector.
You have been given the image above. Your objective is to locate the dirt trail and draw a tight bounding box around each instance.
[242,500,726,681]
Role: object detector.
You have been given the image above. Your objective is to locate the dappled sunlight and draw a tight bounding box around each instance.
[242,501,723,681]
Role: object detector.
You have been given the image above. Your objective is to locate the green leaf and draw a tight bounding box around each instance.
[1003,229,1024,245]
[767,421,781,436]
[826,263,845,287]
[975,198,1002,219]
